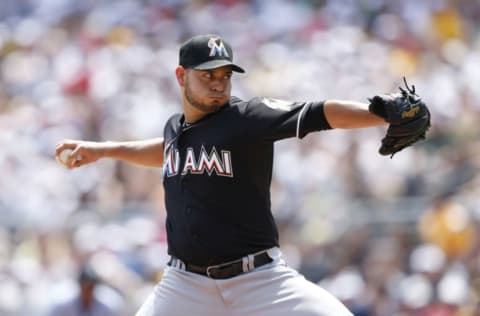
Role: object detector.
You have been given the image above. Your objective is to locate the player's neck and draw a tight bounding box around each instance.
[182,96,227,123]
[183,103,208,124]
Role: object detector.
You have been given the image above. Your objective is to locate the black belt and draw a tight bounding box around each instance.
[168,251,273,279]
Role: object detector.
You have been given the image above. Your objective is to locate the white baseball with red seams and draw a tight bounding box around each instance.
[57,149,73,166]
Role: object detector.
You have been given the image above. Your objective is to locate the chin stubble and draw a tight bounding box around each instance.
[185,80,223,113]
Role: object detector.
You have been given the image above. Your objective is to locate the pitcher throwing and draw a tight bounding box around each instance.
[56,34,430,316]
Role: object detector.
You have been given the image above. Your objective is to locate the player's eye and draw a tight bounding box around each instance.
[203,72,212,79]
[224,73,232,79]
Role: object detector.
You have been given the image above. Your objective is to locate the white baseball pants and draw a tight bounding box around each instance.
[135,248,353,316]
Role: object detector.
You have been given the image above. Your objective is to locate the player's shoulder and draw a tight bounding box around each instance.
[228,96,290,119]
[163,113,182,135]
[230,96,264,105]
[232,96,297,115]
[229,96,247,108]
[165,113,182,125]
[229,96,265,112]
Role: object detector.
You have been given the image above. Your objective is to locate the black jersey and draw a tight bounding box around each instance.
[162,96,331,265]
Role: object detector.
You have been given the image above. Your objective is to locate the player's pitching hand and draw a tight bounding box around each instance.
[55,139,104,168]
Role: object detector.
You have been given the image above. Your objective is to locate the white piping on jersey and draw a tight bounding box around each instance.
[182,125,194,132]
[163,124,194,156]
[296,103,308,138]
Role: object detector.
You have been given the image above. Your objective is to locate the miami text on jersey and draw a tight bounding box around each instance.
[163,145,233,178]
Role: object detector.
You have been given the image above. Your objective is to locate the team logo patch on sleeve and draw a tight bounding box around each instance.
[261,98,294,111]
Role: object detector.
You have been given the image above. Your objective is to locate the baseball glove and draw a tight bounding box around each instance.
[369,78,431,157]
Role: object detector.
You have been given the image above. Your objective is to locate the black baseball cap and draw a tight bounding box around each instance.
[179,34,245,73]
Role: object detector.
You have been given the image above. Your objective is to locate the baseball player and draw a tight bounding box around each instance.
[47,264,120,316]
[55,34,429,316]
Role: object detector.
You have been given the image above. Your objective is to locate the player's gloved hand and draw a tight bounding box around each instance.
[368,78,431,157]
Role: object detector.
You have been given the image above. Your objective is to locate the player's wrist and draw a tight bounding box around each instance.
[98,141,118,159]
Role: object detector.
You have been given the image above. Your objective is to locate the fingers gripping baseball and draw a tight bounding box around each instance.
[55,140,103,168]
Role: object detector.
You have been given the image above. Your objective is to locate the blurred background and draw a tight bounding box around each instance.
[0,0,479,315]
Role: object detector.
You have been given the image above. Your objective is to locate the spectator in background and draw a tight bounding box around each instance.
[418,193,477,259]
[47,264,120,316]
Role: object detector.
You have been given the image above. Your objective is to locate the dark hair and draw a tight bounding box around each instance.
[77,264,100,284]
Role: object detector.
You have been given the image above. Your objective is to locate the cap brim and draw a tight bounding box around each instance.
[193,60,245,73]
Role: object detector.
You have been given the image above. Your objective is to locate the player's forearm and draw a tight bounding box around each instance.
[323,100,387,129]
[102,138,165,167]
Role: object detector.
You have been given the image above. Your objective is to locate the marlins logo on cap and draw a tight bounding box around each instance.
[208,37,229,57]
[179,34,245,73]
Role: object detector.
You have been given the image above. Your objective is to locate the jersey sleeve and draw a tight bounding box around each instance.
[242,96,332,141]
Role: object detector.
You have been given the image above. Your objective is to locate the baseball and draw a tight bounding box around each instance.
[57,149,74,166]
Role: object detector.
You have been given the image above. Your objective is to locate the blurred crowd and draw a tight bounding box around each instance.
[1,0,480,315]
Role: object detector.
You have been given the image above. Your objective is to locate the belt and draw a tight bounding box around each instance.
[167,251,273,279]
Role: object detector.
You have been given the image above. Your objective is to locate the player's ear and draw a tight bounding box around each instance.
[175,66,186,87]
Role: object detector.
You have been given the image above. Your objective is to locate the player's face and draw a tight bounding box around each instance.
[181,66,232,114]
